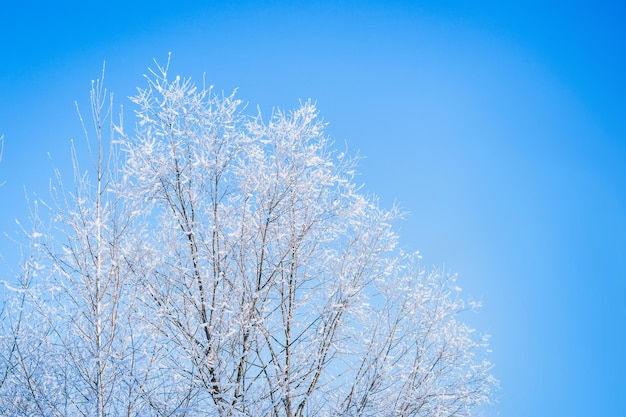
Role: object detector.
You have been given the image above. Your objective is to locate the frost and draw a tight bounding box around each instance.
[0,64,496,417]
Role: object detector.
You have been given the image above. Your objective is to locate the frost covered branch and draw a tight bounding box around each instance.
[0,63,497,417]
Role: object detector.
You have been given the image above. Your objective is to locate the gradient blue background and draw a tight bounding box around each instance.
[1,1,624,415]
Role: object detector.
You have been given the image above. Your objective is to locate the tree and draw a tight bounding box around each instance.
[0,60,496,416]
[0,69,172,416]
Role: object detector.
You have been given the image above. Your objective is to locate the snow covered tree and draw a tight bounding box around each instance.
[0,60,496,416]
[0,71,172,416]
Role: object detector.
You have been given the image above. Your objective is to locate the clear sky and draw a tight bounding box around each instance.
[1,1,625,415]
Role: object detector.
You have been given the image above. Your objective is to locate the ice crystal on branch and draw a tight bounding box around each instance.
[0,61,496,416]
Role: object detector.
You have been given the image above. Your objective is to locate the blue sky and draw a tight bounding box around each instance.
[1,1,624,415]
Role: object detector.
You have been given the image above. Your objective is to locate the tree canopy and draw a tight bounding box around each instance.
[0,61,496,416]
